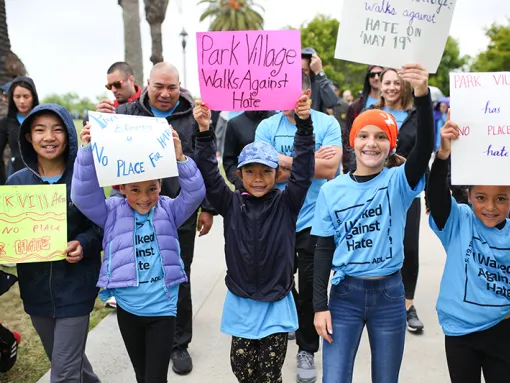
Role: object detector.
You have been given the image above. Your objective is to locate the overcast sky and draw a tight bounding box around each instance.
[5,0,510,100]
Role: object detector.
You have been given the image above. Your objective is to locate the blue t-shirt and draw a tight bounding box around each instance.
[114,210,179,317]
[150,100,180,119]
[383,107,408,130]
[255,110,342,232]
[221,291,298,339]
[430,198,510,336]
[311,165,424,283]
[41,175,62,184]
[366,96,379,108]
[16,113,27,125]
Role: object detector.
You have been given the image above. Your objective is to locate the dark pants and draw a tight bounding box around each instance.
[173,210,198,350]
[292,227,319,354]
[230,333,288,383]
[117,305,176,383]
[445,319,510,383]
[402,198,421,300]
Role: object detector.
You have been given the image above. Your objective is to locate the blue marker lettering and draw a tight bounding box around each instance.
[117,160,146,177]
[149,152,164,168]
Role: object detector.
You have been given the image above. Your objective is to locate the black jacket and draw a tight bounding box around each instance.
[223,111,275,190]
[6,104,102,318]
[115,88,215,214]
[0,76,39,184]
[310,72,340,113]
[194,118,315,301]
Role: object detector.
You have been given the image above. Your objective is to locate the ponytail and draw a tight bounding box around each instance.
[384,153,406,168]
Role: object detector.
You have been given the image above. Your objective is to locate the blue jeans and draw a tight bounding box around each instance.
[323,272,406,383]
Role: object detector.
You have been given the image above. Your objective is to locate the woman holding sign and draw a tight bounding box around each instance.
[426,116,510,383]
[311,63,433,383]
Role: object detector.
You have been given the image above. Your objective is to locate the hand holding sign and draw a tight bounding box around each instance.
[81,123,91,146]
[399,63,429,96]
[438,110,459,160]
[171,128,186,162]
[193,100,211,132]
[295,95,311,120]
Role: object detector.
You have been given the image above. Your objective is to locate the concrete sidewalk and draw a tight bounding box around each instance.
[38,209,452,382]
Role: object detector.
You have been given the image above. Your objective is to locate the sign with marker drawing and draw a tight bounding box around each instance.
[197,30,302,111]
[88,112,178,187]
[0,185,67,264]
[334,0,457,73]
[450,72,510,185]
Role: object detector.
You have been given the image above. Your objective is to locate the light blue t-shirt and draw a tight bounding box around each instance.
[41,175,62,184]
[16,113,27,125]
[221,291,298,339]
[255,110,342,232]
[114,210,179,317]
[150,100,180,119]
[366,96,379,108]
[311,165,424,283]
[383,107,408,130]
[430,198,510,336]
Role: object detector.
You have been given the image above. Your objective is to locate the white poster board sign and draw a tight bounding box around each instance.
[334,0,457,73]
[88,112,178,187]
[450,72,510,185]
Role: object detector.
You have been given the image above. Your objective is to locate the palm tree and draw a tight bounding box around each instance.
[144,0,170,65]
[118,0,144,85]
[0,0,26,85]
[199,0,264,31]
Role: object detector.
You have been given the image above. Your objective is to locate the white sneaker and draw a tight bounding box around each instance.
[297,351,316,383]
[105,296,117,309]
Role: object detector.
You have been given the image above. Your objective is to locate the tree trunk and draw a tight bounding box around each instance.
[149,23,163,65]
[119,0,144,86]
[144,0,169,65]
[0,0,26,85]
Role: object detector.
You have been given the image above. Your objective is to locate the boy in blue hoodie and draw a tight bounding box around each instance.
[6,104,102,383]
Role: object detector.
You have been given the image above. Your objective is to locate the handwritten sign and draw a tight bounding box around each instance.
[450,72,510,185]
[334,0,457,73]
[0,185,67,264]
[88,112,178,187]
[197,30,302,111]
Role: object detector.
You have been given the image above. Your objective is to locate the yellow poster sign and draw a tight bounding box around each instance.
[0,185,67,264]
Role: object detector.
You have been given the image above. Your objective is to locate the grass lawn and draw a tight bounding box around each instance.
[0,120,112,383]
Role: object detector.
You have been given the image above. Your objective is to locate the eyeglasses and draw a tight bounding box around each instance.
[368,72,382,79]
[105,80,124,90]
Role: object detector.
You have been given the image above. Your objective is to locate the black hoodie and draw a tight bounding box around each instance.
[0,76,39,184]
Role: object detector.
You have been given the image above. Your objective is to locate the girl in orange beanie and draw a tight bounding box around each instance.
[311,63,434,383]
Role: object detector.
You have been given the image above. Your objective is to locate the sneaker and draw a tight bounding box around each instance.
[172,348,193,375]
[105,296,117,309]
[296,351,316,383]
[288,331,296,341]
[407,305,424,333]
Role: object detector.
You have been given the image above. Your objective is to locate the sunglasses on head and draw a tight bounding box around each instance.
[105,80,124,90]
[368,72,382,79]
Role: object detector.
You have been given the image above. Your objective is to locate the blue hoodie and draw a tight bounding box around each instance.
[6,104,102,318]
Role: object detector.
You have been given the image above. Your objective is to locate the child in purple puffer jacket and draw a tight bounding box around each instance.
[71,123,205,383]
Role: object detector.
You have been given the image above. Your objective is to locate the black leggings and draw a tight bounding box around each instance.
[445,319,510,383]
[117,305,176,383]
[402,197,421,300]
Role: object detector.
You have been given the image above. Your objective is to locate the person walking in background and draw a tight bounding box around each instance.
[342,90,353,104]
[433,98,450,151]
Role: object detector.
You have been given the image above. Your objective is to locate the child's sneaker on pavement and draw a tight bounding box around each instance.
[297,350,316,383]
[407,305,424,333]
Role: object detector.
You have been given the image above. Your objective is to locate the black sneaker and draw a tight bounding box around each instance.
[171,348,193,375]
[406,305,424,333]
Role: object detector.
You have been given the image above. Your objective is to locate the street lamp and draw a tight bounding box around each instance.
[179,28,188,88]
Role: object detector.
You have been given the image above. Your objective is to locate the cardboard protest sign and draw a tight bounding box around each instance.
[0,185,67,264]
[450,72,510,185]
[334,0,457,73]
[197,30,302,111]
[88,112,178,187]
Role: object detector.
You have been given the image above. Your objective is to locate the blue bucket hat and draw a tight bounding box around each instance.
[237,141,279,169]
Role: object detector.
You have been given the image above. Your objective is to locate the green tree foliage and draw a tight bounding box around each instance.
[42,93,100,118]
[199,0,264,31]
[429,36,469,96]
[471,20,510,73]
[292,15,369,95]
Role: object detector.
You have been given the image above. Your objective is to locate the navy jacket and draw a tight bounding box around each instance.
[6,104,102,318]
[194,117,315,302]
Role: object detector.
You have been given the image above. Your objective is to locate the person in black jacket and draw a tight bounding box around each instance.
[0,76,39,184]
[6,104,102,383]
[96,62,215,375]
[222,110,275,190]
[194,94,314,383]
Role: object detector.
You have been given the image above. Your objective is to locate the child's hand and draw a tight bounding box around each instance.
[400,63,429,97]
[314,311,333,344]
[65,241,83,263]
[80,123,92,146]
[193,99,211,132]
[172,127,186,162]
[437,110,459,160]
[295,95,311,120]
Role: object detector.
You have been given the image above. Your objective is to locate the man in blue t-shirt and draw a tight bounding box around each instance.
[255,71,342,383]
